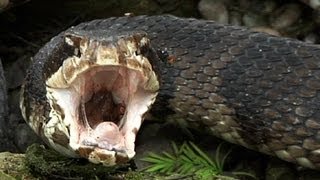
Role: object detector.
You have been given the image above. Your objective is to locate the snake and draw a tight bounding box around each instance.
[19,15,320,169]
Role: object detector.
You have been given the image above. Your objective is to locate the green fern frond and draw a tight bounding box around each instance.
[141,141,256,179]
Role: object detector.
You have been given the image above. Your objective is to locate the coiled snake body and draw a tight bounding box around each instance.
[20,15,320,169]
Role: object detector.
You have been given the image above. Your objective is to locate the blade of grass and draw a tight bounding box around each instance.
[189,141,215,166]
[171,141,179,155]
[159,163,174,173]
[232,171,257,179]
[179,154,193,163]
[214,143,222,168]
[141,157,166,164]
[146,152,175,163]
[163,151,176,160]
[182,163,195,174]
[145,164,170,172]
[217,148,232,172]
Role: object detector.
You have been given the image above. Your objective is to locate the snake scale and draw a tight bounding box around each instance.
[20,15,320,169]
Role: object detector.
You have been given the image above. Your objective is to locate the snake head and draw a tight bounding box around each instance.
[40,30,160,166]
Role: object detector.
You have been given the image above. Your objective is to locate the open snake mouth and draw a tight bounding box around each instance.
[44,31,159,165]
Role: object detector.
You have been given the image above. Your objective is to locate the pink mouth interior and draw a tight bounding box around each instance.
[67,65,150,153]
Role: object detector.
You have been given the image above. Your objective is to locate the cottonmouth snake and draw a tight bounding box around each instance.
[20,15,320,169]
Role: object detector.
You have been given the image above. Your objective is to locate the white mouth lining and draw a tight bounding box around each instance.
[45,65,158,159]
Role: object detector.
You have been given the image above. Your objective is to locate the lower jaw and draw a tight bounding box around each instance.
[77,144,132,166]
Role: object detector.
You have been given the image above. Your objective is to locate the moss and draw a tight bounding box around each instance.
[0,152,36,179]
[24,144,135,179]
[0,170,16,180]
[0,144,196,179]
[22,144,180,179]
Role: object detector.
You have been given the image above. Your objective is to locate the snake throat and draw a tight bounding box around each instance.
[44,32,159,165]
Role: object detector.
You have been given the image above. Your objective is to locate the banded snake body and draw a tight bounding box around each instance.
[20,15,320,169]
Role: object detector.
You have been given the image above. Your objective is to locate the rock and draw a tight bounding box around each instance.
[198,0,229,24]
[300,0,320,11]
[312,10,320,25]
[8,89,22,115]
[0,0,9,11]
[271,3,302,30]
[3,56,38,153]
[4,55,30,90]
[243,12,268,27]
[247,0,278,15]
[304,33,320,43]
[237,0,250,10]
[261,0,278,14]
[281,19,316,38]
[0,59,7,144]
[0,58,15,152]
[14,123,42,152]
[229,11,243,26]
[197,0,317,41]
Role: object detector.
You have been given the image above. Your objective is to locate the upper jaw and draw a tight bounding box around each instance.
[44,31,160,165]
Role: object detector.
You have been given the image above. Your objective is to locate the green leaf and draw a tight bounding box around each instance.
[171,141,179,155]
[161,163,175,173]
[177,162,193,174]
[163,151,176,160]
[147,152,174,162]
[183,143,197,158]
[185,163,196,174]
[159,163,173,173]
[195,168,217,179]
[145,164,169,172]
[189,141,215,166]
[217,148,232,172]
[141,157,163,164]
[179,154,193,163]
